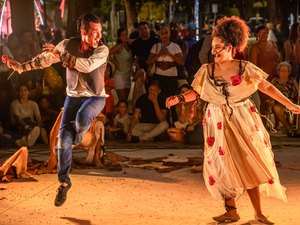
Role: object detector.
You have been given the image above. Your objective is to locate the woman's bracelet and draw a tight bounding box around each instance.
[177,94,185,103]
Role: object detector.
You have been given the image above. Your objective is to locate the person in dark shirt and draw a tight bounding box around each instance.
[130,21,159,73]
[127,80,169,142]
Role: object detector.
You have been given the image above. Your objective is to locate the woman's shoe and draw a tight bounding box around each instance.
[213,212,240,222]
[255,214,274,224]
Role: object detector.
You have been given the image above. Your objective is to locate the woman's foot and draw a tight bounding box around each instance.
[213,212,240,222]
[255,213,274,224]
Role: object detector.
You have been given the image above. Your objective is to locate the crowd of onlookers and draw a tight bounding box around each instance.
[0,16,300,149]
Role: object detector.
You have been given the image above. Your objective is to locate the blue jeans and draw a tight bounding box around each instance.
[57,96,106,183]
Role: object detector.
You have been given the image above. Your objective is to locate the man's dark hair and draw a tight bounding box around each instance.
[149,80,161,89]
[77,13,101,32]
[138,21,150,29]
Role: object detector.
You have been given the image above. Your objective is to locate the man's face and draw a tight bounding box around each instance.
[81,22,102,48]
[138,24,150,40]
[148,85,160,97]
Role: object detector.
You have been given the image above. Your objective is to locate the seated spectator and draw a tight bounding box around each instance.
[10,84,41,147]
[102,63,115,126]
[39,96,59,144]
[16,29,43,101]
[107,100,131,140]
[270,62,299,136]
[127,80,169,142]
[0,120,16,148]
[167,84,203,144]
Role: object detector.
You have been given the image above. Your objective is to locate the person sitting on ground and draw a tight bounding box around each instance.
[10,84,41,147]
[270,61,299,136]
[167,84,203,144]
[102,63,115,126]
[38,96,59,144]
[107,100,131,140]
[127,80,169,142]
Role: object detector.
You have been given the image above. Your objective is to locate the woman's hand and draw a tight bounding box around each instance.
[42,43,60,58]
[166,96,180,109]
[288,103,300,114]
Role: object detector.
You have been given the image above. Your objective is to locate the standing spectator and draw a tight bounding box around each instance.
[283,23,299,78]
[132,58,147,107]
[274,23,284,54]
[199,15,225,65]
[129,22,139,39]
[170,22,189,86]
[109,28,133,101]
[127,80,169,142]
[147,24,184,98]
[294,23,300,78]
[10,84,41,147]
[130,22,159,85]
[250,25,280,122]
[184,22,197,49]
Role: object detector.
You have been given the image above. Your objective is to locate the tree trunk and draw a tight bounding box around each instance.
[10,0,40,50]
[123,0,138,35]
[267,0,279,23]
[66,0,93,38]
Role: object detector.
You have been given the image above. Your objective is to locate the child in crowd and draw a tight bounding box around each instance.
[107,100,131,140]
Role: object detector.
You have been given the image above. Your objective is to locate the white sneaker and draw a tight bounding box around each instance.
[27,126,40,147]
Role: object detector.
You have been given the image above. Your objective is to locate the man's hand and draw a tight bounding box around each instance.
[42,43,56,52]
[7,59,22,74]
[148,91,158,103]
[61,51,76,69]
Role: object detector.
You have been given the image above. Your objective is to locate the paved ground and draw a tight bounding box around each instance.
[0,133,300,225]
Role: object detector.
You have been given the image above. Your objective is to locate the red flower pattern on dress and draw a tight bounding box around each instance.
[250,105,256,112]
[209,176,215,185]
[207,137,215,147]
[218,146,224,155]
[268,179,274,184]
[207,109,211,117]
[202,119,207,127]
[217,122,222,130]
[230,75,242,86]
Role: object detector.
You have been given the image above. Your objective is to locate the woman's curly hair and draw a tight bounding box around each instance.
[212,16,250,52]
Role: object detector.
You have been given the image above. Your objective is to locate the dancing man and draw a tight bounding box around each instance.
[4,13,109,207]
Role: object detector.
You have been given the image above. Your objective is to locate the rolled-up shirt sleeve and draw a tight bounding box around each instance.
[21,39,67,71]
[75,45,109,73]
